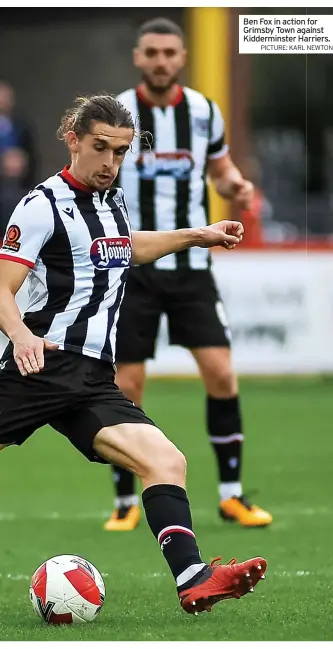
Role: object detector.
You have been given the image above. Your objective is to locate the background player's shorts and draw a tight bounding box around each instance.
[0,345,155,463]
[115,266,231,364]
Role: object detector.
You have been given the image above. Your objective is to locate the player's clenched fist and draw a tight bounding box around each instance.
[197,220,244,250]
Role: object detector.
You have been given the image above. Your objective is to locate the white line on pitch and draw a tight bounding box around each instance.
[0,570,325,582]
[0,511,111,521]
[0,507,331,522]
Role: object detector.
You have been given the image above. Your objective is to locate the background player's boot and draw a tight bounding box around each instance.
[103,504,140,531]
[219,495,272,527]
[179,556,267,614]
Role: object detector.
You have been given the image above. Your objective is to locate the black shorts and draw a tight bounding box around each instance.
[115,266,231,363]
[0,345,155,462]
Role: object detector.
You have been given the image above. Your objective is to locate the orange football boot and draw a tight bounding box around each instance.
[220,495,272,527]
[103,505,140,531]
[179,556,267,615]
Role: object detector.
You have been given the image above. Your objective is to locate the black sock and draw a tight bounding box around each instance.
[111,465,136,504]
[142,484,207,589]
[206,395,244,483]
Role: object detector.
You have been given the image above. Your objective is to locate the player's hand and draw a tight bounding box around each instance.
[12,330,59,377]
[231,180,254,211]
[197,220,244,250]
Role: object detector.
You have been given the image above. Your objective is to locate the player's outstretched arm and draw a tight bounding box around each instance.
[131,220,244,265]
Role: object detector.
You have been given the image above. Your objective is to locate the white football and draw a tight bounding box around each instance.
[29,554,105,624]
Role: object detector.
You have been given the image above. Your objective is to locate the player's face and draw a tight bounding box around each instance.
[134,33,186,93]
[67,121,134,191]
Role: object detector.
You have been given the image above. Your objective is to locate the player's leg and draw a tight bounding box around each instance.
[167,269,272,528]
[191,343,243,503]
[191,346,272,526]
[57,393,267,615]
[94,423,267,612]
[105,266,162,531]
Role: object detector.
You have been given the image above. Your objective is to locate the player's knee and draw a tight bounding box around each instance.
[146,442,187,485]
[136,432,187,484]
[209,368,238,397]
[93,423,186,486]
[161,444,187,481]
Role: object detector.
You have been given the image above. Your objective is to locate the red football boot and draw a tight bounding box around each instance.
[179,556,267,615]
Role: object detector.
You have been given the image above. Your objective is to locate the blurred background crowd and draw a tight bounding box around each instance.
[1,6,332,247]
[0,80,37,241]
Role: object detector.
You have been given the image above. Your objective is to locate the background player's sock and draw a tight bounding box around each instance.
[142,484,208,589]
[219,481,242,502]
[206,395,244,500]
[111,465,138,508]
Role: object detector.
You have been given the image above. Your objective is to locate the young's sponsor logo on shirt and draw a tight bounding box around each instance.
[136,150,194,180]
[90,236,132,270]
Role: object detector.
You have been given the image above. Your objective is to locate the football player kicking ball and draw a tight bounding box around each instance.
[0,93,266,615]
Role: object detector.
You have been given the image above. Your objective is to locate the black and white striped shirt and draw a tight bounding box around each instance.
[117,85,228,271]
[0,167,131,364]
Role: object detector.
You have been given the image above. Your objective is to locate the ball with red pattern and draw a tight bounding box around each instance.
[29,555,105,624]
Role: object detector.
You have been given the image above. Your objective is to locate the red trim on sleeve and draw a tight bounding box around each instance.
[60,166,93,193]
[136,84,184,107]
[0,254,34,268]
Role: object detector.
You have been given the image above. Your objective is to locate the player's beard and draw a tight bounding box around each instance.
[141,71,179,95]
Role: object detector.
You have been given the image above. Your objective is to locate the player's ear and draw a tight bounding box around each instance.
[66,131,79,154]
[182,48,187,66]
[133,47,140,68]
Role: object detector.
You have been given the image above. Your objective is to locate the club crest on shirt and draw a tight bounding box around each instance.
[90,236,132,270]
[136,150,194,180]
[192,116,210,136]
[112,192,130,223]
[2,224,21,252]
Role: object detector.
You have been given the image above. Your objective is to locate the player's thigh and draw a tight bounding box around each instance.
[167,270,231,349]
[93,422,186,486]
[191,346,238,397]
[116,269,162,363]
[51,392,186,486]
[49,375,159,466]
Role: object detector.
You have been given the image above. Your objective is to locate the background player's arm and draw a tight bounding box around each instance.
[207,153,253,210]
[206,101,253,210]
[131,220,244,265]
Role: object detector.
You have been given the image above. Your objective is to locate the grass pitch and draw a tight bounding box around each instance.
[0,377,332,640]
